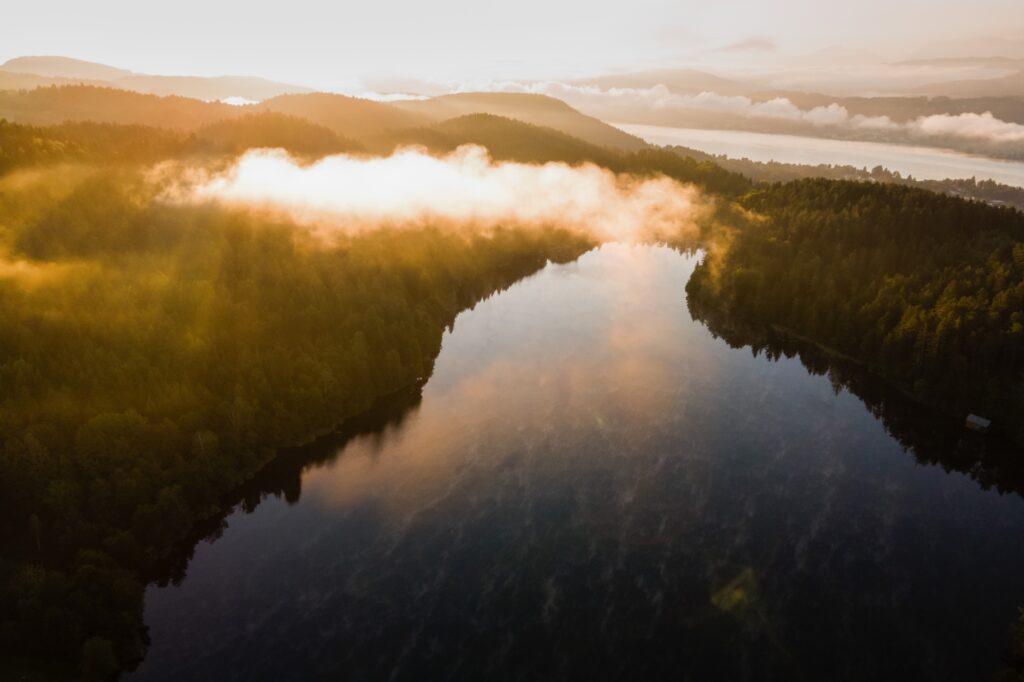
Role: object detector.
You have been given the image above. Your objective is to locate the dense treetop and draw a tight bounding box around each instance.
[688,179,1024,444]
[0,113,362,174]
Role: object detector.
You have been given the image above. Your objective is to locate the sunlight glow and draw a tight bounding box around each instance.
[182,146,710,241]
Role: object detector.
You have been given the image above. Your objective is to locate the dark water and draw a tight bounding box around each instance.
[130,244,1024,681]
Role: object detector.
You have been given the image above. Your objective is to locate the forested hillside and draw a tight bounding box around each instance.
[258,92,432,140]
[0,86,644,150]
[0,72,108,92]
[392,92,647,151]
[661,144,1024,210]
[687,179,1024,443]
[189,112,362,156]
[0,86,240,129]
[0,119,186,172]
[368,114,751,196]
[0,113,752,197]
[0,164,592,676]
[369,113,621,165]
[0,114,361,174]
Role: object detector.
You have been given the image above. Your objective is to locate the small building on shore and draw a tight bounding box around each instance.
[965,414,991,432]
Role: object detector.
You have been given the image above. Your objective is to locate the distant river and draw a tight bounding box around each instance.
[617,123,1024,187]
[130,244,1024,681]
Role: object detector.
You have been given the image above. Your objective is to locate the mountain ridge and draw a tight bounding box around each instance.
[0,55,312,102]
[392,92,646,150]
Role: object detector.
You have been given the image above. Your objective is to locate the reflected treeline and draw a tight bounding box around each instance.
[690,287,1024,679]
[688,293,1024,498]
[150,384,426,588]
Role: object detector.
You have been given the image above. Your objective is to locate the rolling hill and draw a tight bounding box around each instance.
[0,71,109,92]
[0,55,131,80]
[0,86,638,151]
[913,70,1024,98]
[391,93,646,151]
[110,74,311,102]
[0,86,431,139]
[0,85,241,128]
[0,112,363,175]
[0,55,311,102]
[193,112,362,155]
[371,113,748,195]
[0,83,648,158]
[894,56,1024,69]
[258,93,432,140]
[368,113,621,165]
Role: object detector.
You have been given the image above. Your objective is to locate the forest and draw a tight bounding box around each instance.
[0,113,361,174]
[0,160,593,676]
[687,179,1024,445]
[2,84,1024,677]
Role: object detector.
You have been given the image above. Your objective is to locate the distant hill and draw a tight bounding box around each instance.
[371,113,749,195]
[572,68,751,96]
[755,92,1024,125]
[258,93,431,141]
[0,71,108,91]
[791,46,887,66]
[369,113,621,165]
[114,75,311,102]
[0,112,364,173]
[391,93,646,151]
[193,112,362,155]
[894,56,1024,69]
[0,55,311,102]
[0,56,645,150]
[0,85,241,129]
[0,55,131,80]
[912,71,1024,98]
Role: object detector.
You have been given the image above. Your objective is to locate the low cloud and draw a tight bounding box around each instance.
[177,146,709,242]
[219,96,259,106]
[907,112,1024,144]
[466,81,1024,148]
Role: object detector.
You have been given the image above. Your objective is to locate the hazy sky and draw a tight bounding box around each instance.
[3,0,1023,87]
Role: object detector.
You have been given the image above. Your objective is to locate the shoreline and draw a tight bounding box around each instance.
[616,123,1024,186]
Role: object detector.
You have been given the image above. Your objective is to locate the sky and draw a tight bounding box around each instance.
[3,0,1024,88]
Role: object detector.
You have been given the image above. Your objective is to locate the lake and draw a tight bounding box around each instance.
[616,124,1024,188]
[129,244,1024,681]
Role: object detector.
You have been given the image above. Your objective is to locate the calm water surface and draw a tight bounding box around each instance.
[616,123,1024,188]
[131,244,1024,681]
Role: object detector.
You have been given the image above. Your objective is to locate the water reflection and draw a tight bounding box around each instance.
[147,386,426,588]
[301,244,701,516]
[687,292,1024,498]
[132,244,1024,682]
